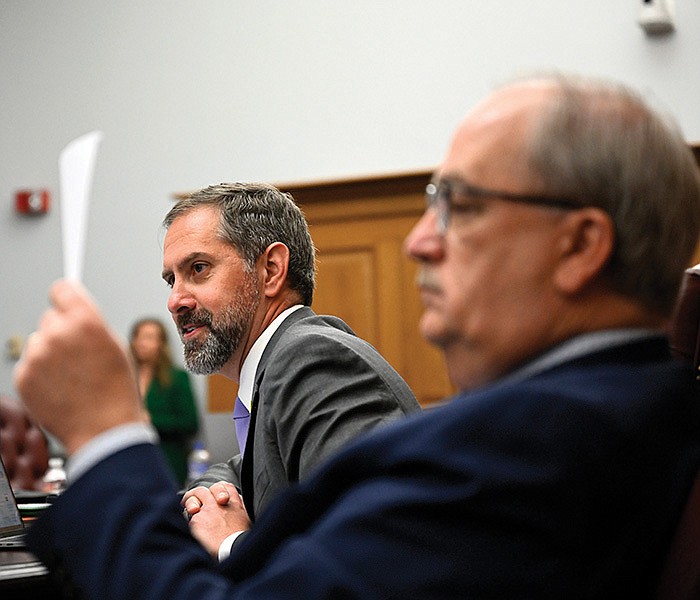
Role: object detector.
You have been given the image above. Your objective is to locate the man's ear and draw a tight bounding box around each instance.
[553,207,615,294]
[261,242,290,298]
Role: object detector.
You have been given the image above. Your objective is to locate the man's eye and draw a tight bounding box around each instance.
[450,192,486,216]
[192,263,207,275]
[164,277,174,289]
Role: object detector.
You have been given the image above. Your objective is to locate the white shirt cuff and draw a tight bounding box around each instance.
[218,531,246,562]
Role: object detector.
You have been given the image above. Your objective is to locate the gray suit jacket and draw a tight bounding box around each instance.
[191,307,420,521]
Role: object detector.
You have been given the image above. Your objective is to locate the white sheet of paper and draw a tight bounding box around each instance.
[59,130,103,282]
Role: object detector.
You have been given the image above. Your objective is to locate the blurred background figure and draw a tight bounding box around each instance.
[129,318,199,486]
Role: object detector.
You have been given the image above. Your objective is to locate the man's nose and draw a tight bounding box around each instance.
[167,281,196,316]
[404,209,445,263]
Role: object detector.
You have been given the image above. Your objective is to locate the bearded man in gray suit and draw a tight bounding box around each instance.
[162,183,419,559]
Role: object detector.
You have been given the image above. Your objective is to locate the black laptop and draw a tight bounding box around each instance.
[0,456,52,587]
[0,455,29,549]
[0,456,56,548]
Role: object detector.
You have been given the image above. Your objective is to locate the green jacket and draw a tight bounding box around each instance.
[145,367,199,485]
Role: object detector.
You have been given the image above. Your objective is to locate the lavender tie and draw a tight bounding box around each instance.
[233,397,250,455]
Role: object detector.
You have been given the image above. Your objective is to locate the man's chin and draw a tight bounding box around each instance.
[183,358,219,376]
[419,314,451,349]
[183,343,233,375]
[183,347,216,375]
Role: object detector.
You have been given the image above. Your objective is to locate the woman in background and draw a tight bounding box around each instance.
[129,318,199,486]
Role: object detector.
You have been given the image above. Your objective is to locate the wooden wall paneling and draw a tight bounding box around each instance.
[310,216,402,358]
[312,246,378,343]
[208,374,238,413]
[310,213,453,407]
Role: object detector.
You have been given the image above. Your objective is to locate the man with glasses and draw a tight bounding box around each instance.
[14,73,700,598]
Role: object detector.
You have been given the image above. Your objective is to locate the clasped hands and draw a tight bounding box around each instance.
[182,481,252,557]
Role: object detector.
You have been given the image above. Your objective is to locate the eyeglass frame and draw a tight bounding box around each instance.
[425,177,584,234]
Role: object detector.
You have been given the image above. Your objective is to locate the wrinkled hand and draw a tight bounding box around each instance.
[13,280,145,456]
[182,482,251,557]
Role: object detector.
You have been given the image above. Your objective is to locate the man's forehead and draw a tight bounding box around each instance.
[163,226,220,270]
[164,208,220,247]
[167,205,219,231]
[440,82,557,183]
[462,81,555,135]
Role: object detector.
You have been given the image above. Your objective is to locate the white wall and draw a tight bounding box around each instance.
[2,1,700,462]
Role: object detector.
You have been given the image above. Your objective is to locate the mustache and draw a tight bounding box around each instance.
[415,269,441,292]
[176,308,213,333]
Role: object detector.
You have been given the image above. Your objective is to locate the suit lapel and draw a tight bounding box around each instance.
[240,306,316,521]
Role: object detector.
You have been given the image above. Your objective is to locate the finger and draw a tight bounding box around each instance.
[210,482,233,505]
[14,331,47,395]
[20,331,43,360]
[181,486,207,505]
[25,331,41,347]
[49,279,95,313]
[48,281,105,341]
[182,486,212,514]
[183,495,203,516]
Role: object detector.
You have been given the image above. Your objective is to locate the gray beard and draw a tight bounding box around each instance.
[180,276,259,375]
[183,308,243,375]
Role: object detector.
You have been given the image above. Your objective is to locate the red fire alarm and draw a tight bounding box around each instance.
[15,189,50,215]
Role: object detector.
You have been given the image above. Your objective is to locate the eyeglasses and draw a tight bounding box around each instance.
[425,178,583,234]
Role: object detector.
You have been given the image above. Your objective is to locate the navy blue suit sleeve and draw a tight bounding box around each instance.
[26,444,384,600]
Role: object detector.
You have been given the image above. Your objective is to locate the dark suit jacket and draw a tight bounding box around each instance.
[191,306,420,520]
[29,337,700,599]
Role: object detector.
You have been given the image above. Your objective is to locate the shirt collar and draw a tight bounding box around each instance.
[500,328,663,386]
[237,305,304,411]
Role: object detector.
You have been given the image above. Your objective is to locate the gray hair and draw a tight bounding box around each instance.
[163,182,316,305]
[524,74,700,315]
